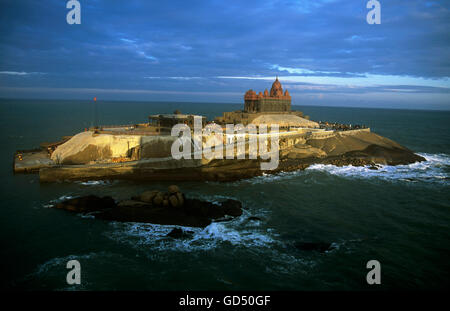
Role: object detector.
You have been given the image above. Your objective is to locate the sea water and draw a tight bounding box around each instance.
[0,99,448,290]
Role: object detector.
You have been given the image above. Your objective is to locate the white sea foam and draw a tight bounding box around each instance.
[231,170,304,186]
[107,208,277,253]
[196,194,240,204]
[108,222,277,253]
[77,180,114,186]
[42,195,75,208]
[43,195,74,208]
[233,153,449,185]
[55,195,74,201]
[305,153,449,183]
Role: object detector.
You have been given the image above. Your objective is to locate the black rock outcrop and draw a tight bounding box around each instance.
[52,186,243,228]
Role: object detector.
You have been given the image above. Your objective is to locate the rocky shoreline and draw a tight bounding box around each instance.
[39,145,425,183]
[52,185,243,228]
[276,144,426,174]
[14,128,426,182]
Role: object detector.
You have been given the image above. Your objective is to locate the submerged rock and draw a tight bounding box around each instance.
[140,190,159,203]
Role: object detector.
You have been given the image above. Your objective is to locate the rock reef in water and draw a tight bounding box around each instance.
[52,186,243,228]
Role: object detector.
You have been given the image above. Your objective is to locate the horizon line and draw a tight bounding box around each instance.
[1,97,449,112]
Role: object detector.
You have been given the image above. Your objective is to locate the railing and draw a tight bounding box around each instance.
[318,122,368,131]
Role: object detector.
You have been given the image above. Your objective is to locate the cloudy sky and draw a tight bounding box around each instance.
[0,0,449,109]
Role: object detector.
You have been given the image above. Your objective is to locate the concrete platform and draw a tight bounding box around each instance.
[14,150,55,173]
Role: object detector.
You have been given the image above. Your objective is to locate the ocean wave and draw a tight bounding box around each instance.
[234,170,304,185]
[43,195,74,208]
[305,153,449,183]
[196,194,240,204]
[76,180,115,186]
[107,209,277,253]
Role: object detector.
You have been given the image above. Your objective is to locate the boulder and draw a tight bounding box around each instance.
[168,185,179,194]
[169,195,179,208]
[153,193,163,205]
[176,192,184,206]
[140,190,159,203]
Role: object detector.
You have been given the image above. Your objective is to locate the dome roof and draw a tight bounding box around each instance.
[244,89,258,100]
[272,77,281,88]
[270,77,283,97]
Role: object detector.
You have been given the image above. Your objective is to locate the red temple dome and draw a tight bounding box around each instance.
[270,77,283,97]
[244,89,257,100]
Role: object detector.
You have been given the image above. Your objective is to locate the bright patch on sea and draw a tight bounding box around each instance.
[306,153,449,184]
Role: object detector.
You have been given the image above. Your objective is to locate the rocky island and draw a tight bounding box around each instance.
[13,78,425,182]
[52,185,243,228]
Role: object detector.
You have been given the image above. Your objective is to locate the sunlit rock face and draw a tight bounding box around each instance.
[50,131,184,165]
[51,132,140,164]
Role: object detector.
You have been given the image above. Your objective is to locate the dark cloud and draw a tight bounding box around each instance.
[0,0,449,109]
